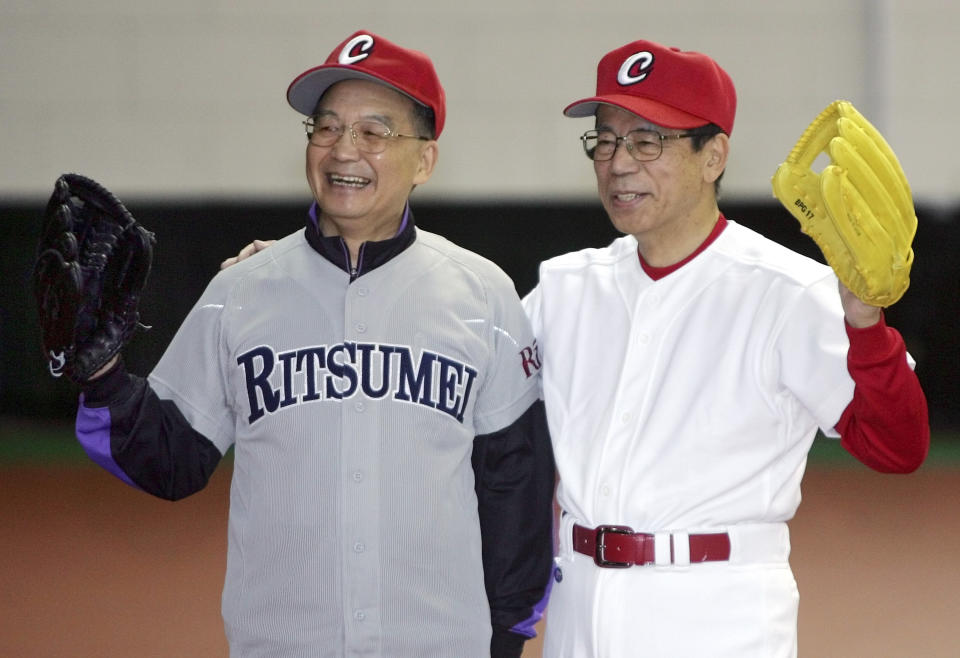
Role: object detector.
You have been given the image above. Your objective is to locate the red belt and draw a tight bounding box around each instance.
[573,523,731,568]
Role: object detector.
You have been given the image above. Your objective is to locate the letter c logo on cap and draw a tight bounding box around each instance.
[340,34,375,64]
[618,51,654,85]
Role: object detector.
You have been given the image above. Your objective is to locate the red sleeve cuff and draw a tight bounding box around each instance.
[844,312,902,366]
[838,312,929,473]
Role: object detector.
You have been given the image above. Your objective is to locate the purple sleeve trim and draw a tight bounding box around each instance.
[509,566,555,638]
[76,394,140,490]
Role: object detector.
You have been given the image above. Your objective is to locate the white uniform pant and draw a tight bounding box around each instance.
[543,518,799,658]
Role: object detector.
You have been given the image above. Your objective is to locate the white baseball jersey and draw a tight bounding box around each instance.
[147,226,541,657]
[523,220,864,657]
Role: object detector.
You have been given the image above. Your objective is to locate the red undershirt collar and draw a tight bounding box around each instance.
[639,214,728,281]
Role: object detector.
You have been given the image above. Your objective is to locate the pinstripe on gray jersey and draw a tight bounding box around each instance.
[149,228,540,657]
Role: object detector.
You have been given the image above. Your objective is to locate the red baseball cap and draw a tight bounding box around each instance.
[287,30,446,138]
[564,39,736,136]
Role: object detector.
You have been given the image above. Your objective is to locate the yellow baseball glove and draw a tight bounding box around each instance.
[771,100,916,306]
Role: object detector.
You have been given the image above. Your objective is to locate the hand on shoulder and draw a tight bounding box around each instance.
[220,239,276,270]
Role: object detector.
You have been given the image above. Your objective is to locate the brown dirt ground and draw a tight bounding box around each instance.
[2,464,959,657]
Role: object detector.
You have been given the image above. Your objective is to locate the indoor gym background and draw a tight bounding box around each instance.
[2,2,959,656]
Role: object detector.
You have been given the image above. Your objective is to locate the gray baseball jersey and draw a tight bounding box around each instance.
[128,226,541,656]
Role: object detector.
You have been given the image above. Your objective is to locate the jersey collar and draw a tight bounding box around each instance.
[305,201,417,280]
[639,213,728,281]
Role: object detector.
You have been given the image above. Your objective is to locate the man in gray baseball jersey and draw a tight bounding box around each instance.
[72,30,554,658]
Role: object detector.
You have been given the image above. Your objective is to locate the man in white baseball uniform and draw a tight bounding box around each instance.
[523,39,929,657]
[72,30,554,657]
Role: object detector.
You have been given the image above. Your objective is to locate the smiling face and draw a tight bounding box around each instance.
[592,104,728,265]
[305,79,437,244]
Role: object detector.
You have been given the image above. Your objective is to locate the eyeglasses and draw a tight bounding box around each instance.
[581,129,700,162]
[303,117,429,153]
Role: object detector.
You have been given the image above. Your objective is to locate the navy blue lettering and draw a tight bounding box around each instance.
[326,343,358,400]
[236,342,479,425]
[436,354,464,418]
[297,347,326,401]
[278,350,298,408]
[395,349,436,407]
[358,343,395,398]
[455,365,478,423]
[237,346,279,423]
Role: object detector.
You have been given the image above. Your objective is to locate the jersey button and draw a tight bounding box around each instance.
[352,471,364,482]
[354,610,366,621]
[353,542,365,553]
[354,401,365,412]
[357,287,369,297]
[356,323,367,333]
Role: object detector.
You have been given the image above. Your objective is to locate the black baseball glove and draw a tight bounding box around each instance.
[34,173,155,383]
